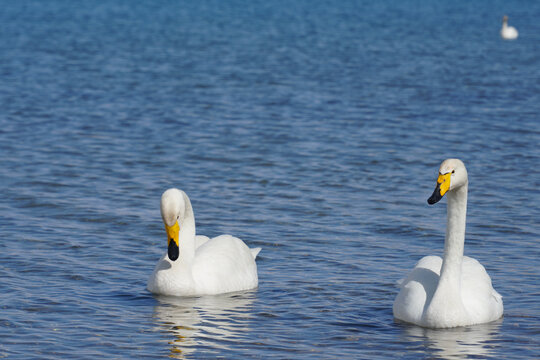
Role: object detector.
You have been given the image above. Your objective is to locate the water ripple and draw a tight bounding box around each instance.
[0,0,539,359]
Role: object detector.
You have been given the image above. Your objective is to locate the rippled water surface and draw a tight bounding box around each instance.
[1,1,539,359]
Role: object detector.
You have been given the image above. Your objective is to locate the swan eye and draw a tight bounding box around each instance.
[452,170,455,174]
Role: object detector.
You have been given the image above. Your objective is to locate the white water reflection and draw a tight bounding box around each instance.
[401,319,503,359]
[152,291,256,358]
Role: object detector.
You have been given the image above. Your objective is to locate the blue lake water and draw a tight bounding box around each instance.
[1,0,539,358]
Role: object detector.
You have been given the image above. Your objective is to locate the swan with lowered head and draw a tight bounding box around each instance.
[500,15,518,40]
[147,188,261,296]
[393,159,503,328]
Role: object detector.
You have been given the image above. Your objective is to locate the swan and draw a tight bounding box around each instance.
[500,15,518,40]
[393,159,503,328]
[147,188,261,296]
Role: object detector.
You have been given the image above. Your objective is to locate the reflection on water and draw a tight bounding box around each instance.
[152,291,256,358]
[400,319,503,360]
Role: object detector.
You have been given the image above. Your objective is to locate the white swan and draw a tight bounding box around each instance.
[393,159,503,328]
[147,188,261,296]
[500,15,518,40]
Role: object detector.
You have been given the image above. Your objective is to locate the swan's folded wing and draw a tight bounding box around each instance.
[461,256,504,323]
[195,235,210,249]
[193,235,259,294]
[393,256,442,325]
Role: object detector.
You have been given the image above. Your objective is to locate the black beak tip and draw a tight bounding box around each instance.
[427,183,443,205]
[168,240,179,261]
[427,196,438,205]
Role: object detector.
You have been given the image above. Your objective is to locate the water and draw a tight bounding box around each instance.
[1,0,539,358]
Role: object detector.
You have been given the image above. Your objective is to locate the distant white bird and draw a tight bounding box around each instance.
[500,15,518,40]
[393,159,503,328]
[147,188,260,296]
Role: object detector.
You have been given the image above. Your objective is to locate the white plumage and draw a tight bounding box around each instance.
[393,159,503,328]
[500,15,518,40]
[147,188,260,296]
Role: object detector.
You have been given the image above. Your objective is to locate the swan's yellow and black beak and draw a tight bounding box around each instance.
[166,221,180,261]
[428,172,451,205]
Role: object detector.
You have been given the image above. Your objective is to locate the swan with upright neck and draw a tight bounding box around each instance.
[500,15,518,40]
[147,188,261,296]
[393,159,503,328]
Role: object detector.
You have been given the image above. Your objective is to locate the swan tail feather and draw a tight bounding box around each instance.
[250,247,261,259]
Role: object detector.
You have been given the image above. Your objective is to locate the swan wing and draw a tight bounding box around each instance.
[393,256,442,325]
[195,235,210,249]
[192,235,259,295]
[461,256,504,323]
[501,26,518,39]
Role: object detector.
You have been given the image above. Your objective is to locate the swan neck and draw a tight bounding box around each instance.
[179,193,196,264]
[441,184,467,279]
[423,184,469,325]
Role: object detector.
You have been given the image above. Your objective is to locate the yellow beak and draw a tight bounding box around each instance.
[165,221,180,248]
[437,172,451,197]
[165,221,180,261]
[428,172,452,205]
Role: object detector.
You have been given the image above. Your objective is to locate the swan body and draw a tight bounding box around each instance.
[501,15,518,40]
[147,188,260,296]
[393,159,503,328]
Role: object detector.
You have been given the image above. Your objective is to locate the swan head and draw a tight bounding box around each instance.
[427,159,468,204]
[503,15,508,23]
[160,188,186,261]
